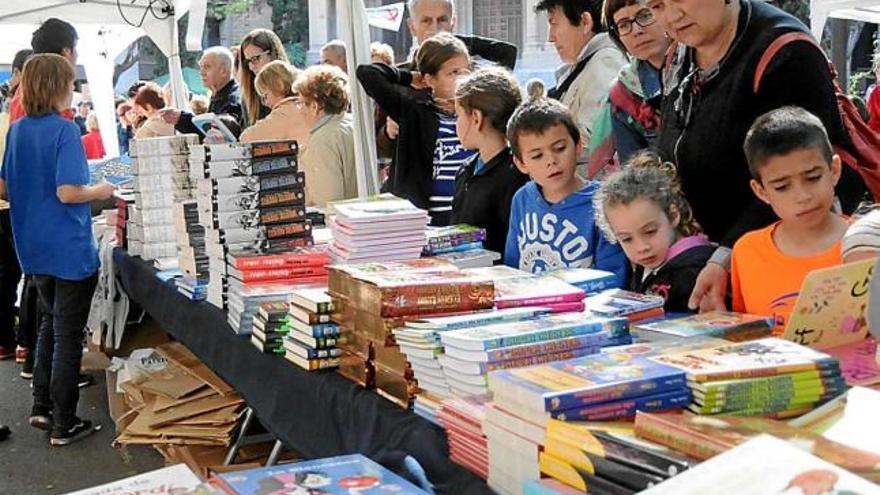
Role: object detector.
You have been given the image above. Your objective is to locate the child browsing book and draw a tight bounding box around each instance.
[451,67,528,257]
[595,152,714,312]
[503,99,627,284]
[0,54,113,445]
[732,106,849,334]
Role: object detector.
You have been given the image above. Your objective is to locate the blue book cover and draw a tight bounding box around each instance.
[547,268,618,295]
[489,353,687,413]
[551,388,692,421]
[217,454,429,495]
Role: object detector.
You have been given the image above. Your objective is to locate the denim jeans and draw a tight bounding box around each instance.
[0,209,21,350]
[32,273,98,429]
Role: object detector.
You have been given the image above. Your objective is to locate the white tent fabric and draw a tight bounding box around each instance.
[0,0,205,157]
[339,0,380,198]
[811,0,880,38]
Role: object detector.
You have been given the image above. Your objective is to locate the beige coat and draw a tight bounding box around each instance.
[134,113,176,139]
[239,98,301,143]
[301,113,358,208]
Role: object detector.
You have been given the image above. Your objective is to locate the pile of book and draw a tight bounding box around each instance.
[328,195,429,264]
[437,397,489,480]
[250,301,288,354]
[174,200,208,300]
[189,140,310,309]
[485,351,691,493]
[494,272,588,312]
[225,248,330,335]
[127,135,200,265]
[282,287,342,371]
[631,311,773,343]
[328,259,495,407]
[651,337,846,417]
[424,225,500,268]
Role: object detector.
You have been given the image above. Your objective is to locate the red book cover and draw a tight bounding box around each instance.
[359,271,495,317]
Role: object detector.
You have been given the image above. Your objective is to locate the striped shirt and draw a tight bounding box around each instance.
[430,113,474,226]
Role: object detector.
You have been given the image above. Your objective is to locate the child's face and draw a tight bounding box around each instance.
[604,197,680,269]
[513,123,583,202]
[750,148,841,230]
[454,102,480,150]
[425,55,470,102]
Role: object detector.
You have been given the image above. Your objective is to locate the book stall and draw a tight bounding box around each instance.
[83,135,880,494]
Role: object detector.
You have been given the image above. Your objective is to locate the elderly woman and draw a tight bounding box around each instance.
[239,61,301,143]
[133,83,175,139]
[650,0,868,311]
[239,29,290,127]
[291,65,358,208]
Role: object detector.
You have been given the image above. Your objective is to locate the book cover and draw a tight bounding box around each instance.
[443,330,629,364]
[490,352,686,413]
[433,249,500,269]
[353,270,495,317]
[547,268,619,295]
[66,464,203,495]
[552,389,692,421]
[638,434,880,495]
[587,289,666,317]
[633,311,773,341]
[650,338,840,383]
[494,276,586,308]
[217,454,428,494]
[825,337,880,387]
[331,197,429,223]
[327,258,456,296]
[440,313,629,352]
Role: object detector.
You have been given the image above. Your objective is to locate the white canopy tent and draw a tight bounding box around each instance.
[811,0,880,38]
[0,0,206,157]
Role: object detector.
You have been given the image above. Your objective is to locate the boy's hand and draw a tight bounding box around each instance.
[688,263,729,312]
[94,181,115,201]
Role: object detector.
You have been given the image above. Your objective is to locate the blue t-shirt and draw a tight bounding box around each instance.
[1,113,99,280]
[504,181,628,286]
[430,113,474,224]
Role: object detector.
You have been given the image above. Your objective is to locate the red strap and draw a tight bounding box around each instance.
[753,32,823,94]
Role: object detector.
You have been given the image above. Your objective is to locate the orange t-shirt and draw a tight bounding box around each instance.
[731,221,844,335]
[9,87,75,123]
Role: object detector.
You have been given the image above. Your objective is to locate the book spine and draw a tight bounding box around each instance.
[697,369,834,396]
[237,267,327,283]
[485,347,601,373]
[697,377,846,407]
[286,323,340,338]
[233,255,328,270]
[373,282,495,317]
[692,360,839,382]
[544,437,665,491]
[485,334,608,361]
[486,318,629,351]
[553,391,691,422]
[424,240,485,255]
[496,292,585,309]
[632,417,724,462]
[545,375,688,412]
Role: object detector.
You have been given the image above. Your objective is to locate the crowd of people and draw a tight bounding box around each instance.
[0,0,878,450]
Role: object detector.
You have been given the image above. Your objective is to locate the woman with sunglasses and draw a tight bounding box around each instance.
[240,29,290,128]
[586,1,670,178]
[650,0,868,312]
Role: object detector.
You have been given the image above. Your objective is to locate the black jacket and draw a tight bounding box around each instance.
[451,148,528,258]
[657,0,867,248]
[176,79,244,137]
[628,240,715,313]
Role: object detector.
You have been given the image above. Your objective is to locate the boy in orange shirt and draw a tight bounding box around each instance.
[731,106,849,334]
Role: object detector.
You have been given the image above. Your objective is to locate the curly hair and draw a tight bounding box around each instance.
[455,67,522,134]
[293,65,350,115]
[594,151,702,242]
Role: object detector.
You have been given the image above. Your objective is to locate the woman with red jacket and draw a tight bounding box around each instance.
[80,113,105,160]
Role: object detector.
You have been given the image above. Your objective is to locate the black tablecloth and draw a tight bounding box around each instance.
[114,248,492,495]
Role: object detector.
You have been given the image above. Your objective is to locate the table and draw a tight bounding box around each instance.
[113,248,492,495]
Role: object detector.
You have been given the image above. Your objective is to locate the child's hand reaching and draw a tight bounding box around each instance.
[688,263,729,312]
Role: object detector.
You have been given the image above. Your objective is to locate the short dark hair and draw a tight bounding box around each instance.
[603,0,641,51]
[507,98,581,159]
[743,106,834,181]
[535,0,605,33]
[31,18,78,55]
[127,81,147,99]
[12,49,33,72]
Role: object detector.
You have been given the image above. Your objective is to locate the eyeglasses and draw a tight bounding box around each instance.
[245,51,269,67]
[614,8,657,36]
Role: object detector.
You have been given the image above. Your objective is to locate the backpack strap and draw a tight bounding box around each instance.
[753,32,826,94]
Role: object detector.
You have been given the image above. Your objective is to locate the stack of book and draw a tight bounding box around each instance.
[424,225,500,268]
[128,135,199,265]
[440,313,633,397]
[632,311,773,343]
[328,262,495,407]
[587,289,666,322]
[173,200,208,300]
[328,196,429,264]
[650,337,846,417]
[495,274,587,312]
[485,352,691,494]
[250,301,288,354]
[437,397,489,480]
[225,248,330,335]
[282,287,342,371]
[190,140,310,309]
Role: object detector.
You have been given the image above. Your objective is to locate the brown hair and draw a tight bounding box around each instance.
[293,65,350,115]
[133,82,166,112]
[455,67,522,134]
[602,0,641,52]
[240,29,290,125]
[255,61,300,99]
[415,32,469,76]
[21,54,75,117]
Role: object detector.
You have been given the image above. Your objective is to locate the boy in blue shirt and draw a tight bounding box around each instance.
[504,99,627,285]
[0,54,114,446]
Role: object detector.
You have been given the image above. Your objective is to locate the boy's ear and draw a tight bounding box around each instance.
[830,154,842,186]
[513,154,529,175]
[750,178,771,206]
[472,109,485,132]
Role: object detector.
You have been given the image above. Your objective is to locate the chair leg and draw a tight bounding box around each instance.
[265,439,284,466]
[224,406,256,465]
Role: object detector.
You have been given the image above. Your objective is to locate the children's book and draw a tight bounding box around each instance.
[404,307,545,332]
[650,338,840,383]
[494,276,586,309]
[215,454,429,494]
[546,268,619,295]
[489,353,687,413]
[638,434,880,495]
[633,311,772,342]
[782,257,875,349]
[822,338,880,387]
[586,289,665,317]
[67,464,202,495]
